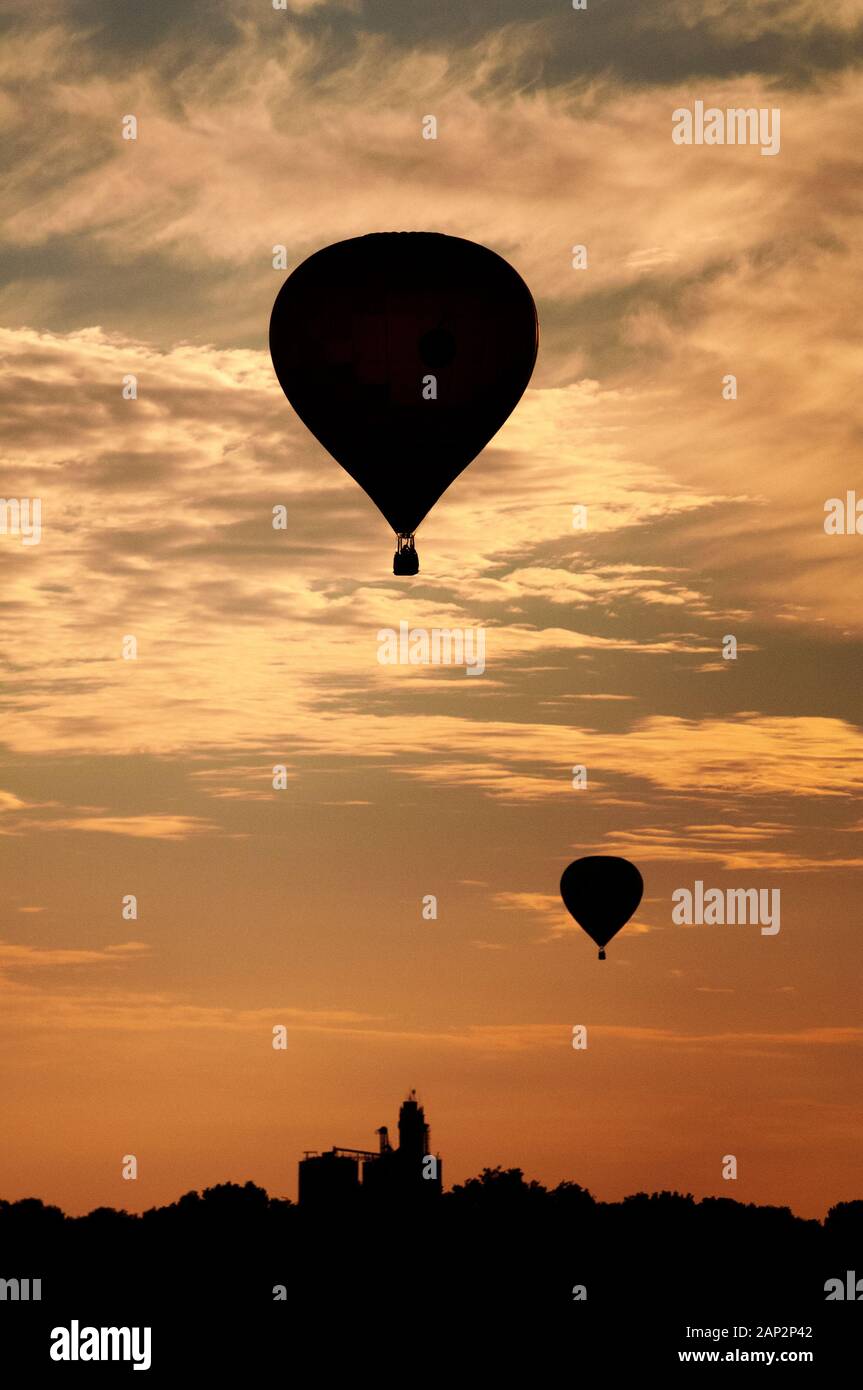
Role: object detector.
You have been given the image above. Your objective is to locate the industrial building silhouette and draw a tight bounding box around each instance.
[299,1090,443,1205]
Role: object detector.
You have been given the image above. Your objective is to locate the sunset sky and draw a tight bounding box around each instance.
[1,0,861,1220]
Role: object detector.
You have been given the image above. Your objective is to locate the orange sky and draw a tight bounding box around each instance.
[1,0,861,1219]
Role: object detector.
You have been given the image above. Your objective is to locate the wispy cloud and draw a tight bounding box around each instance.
[0,940,151,970]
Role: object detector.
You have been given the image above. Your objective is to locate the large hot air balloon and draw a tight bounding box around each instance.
[560,856,644,960]
[269,232,538,574]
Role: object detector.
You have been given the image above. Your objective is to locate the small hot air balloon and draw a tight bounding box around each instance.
[560,856,644,960]
[269,232,538,574]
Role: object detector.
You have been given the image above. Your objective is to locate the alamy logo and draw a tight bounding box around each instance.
[0,497,41,546]
[0,1276,41,1300]
[824,492,863,534]
[824,1271,863,1299]
[672,881,781,935]
[672,101,780,156]
[377,621,486,676]
[50,1321,151,1371]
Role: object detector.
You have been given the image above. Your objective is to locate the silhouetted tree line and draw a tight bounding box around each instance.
[2,1172,860,1318]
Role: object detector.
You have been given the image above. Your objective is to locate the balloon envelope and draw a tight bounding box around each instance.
[560,856,644,956]
[269,232,538,540]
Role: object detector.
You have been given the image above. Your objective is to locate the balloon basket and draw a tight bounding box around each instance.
[393,533,419,576]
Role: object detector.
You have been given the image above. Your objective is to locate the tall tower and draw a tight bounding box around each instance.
[397,1088,428,1168]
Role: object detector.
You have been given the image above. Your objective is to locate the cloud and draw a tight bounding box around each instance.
[0,974,383,1032]
[492,890,653,939]
[492,891,563,927]
[58,815,217,838]
[2,955,859,1059]
[0,940,152,969]
[0,790,29,812]
[597,822,863,872]
[294,713,863,801]
[10,810,221,840]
